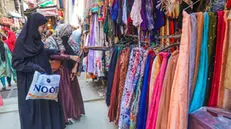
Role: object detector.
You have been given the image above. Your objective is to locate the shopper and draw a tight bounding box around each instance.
[0,39,15,90]
[68,25,82,55]
[46,30,53,38]
[12,13,65,129]
[4,30,16,52]
[45,23,86,124]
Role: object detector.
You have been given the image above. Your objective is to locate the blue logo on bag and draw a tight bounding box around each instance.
[47,79,51,83]
[33,84,59,94]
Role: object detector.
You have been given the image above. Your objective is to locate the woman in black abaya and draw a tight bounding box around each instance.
[12,13,65,129]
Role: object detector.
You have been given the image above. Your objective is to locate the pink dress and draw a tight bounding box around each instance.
[146,52,170,129]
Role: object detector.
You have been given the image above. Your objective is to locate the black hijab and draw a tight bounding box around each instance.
[13,13,47,58]
[0,40,6,63]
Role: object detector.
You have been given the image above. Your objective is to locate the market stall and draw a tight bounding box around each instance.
[82,0,231,129]
[37,6,58,29]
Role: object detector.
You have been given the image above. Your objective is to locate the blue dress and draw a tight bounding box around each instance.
[137,52,152,129]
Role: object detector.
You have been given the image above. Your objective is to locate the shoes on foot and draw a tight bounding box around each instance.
[2,87,6,91]
[65,120,73,125]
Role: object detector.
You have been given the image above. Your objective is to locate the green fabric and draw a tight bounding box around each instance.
[204,12,217,106]
[0,43,16,81]
[39,0,53,7]
[104,9,109,35]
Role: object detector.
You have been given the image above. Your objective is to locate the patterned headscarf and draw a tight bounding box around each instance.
[45,24,73,51]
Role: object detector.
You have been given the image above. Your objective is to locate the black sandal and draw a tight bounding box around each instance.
[65,120,73,125]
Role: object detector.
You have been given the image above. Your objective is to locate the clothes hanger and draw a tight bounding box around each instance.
[159,42,180,52]
[183,0,201,11]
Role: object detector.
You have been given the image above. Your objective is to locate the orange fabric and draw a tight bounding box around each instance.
[222,89,231,110]
[224,21,231,90]
[167,11,191,129]
[192,12,204,93]
[149,55,162,108]
[49,60,62,72]
[156,50,179,129]
[107,47,130,123]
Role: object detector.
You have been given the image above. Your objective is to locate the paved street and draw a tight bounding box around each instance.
[0,75,117,129]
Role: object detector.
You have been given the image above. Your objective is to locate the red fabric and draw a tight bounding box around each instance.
[169,20,175,52]
[147,50,155,107]
[0,95,3,106]
[208,11,226,107]
[227,0,231,9]
[4,31,16,52]
[2,26,10,32]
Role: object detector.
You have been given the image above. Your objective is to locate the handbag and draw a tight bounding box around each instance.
[0,94,3,106]
[49,36,62,71]
[26,71,61,101]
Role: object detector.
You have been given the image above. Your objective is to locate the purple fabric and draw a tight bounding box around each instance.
[188,13,197,104]
[153,0,164,32]
[141,0,147,30]
[146,0,154,30]
[87,14,96,73]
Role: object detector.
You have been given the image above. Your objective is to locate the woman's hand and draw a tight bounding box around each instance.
[70,55,80,62]
[33,64,46,74]
[83,46,89,53]
[70,63,78,81]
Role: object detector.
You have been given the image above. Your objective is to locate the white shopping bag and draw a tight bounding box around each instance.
[26,71,61,101]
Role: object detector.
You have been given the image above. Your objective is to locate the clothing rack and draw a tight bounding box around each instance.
[86,46,111,51]
[155,34,181,39]
[159,42,180,52]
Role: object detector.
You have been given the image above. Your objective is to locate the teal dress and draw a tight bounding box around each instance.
[189,13,209,113]
[0,43,16,83]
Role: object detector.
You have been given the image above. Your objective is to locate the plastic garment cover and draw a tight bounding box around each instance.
[189,107,231,129]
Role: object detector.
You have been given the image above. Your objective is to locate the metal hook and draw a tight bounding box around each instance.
[183,0,200,11]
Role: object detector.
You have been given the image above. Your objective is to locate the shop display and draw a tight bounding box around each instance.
[80,0,231,128]
[189,107,231,129]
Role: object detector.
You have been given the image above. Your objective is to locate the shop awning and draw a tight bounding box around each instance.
[8,12,22,18]
[37,6,58,17]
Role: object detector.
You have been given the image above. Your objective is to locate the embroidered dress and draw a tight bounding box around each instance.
[137,50,155,129]
[167,11,191,129]
[130,50,148,129]
[118,48,143,129]
[189,12,209,113]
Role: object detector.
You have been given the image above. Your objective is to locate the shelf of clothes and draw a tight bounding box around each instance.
[105,9,231,129]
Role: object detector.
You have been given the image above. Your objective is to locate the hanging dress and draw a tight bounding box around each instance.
[130,50,148,129]
[137,50,155,129]
[204,12,217,106]
[188,13,197,103]
[146,52,170,129]
[149,55,161,108]
[118,48,143,129]
[155,50,179,129]
[167,11,191,129]
[217,11,229,108]
[209,11,226,107]
[189,12,209,113]
[108,47,130,122]
[106,47,121,106]
[192,12,204,94]
[223,15,231,110]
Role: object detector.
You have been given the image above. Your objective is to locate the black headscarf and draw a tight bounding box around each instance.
[0,40,6,62]
[13,13,47,58]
